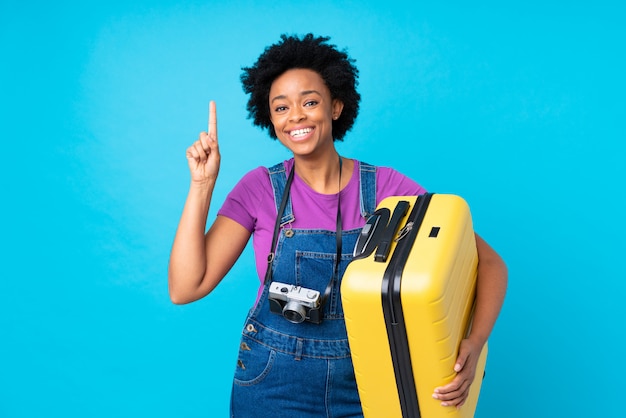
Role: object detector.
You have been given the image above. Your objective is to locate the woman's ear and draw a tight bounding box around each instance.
[332,99,344,120]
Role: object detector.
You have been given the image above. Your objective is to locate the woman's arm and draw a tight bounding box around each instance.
[168,102,252,304]
[432,233,508,407]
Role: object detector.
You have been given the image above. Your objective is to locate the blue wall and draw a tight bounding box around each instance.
[2,1,624,417]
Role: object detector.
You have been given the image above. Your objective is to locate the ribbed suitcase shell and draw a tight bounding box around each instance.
[342,194,487,418]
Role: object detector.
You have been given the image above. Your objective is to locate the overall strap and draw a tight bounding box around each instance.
[265,162,295,285]
[268,162,295,226]
[359,161,377,219]
[270,160,376,223]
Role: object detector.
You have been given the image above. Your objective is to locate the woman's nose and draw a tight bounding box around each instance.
[288,107,305,122]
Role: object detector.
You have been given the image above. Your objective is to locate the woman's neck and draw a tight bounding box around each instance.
[293,153,353,195]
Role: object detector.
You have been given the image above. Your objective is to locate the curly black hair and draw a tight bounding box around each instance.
[241,33,360,141]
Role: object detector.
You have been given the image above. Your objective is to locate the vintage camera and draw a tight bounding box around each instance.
[268,282,322,324]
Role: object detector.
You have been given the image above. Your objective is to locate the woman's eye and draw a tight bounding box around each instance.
[304,100,318,107]
[274,106,287,112]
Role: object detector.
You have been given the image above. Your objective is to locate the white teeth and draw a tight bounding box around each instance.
[290,128,312,138]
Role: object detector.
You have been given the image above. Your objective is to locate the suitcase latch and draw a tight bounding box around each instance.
[395,221,414,242]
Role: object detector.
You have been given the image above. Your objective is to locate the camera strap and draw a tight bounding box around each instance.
[264,163,296,286]
[264,156,343,313]
[322,156,342,308]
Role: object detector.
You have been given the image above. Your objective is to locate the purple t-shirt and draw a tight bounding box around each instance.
[217,159,426,288]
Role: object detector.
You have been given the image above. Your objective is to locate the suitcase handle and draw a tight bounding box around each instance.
[374,200,410,262]
[352,207,390,259]
[352,201,412,261]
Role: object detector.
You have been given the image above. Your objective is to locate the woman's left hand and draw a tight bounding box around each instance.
[432,338,483,408]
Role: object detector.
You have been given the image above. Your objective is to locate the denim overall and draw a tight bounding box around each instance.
[230,161,376,418]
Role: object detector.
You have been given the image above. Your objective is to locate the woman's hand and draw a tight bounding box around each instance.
[186,101,220,185]
[432,338,483,408]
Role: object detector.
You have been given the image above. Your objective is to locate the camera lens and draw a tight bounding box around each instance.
[283,301,306,324]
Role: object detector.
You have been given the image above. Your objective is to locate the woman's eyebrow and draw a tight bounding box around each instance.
[300,90,322,97]
[271,90,322,103]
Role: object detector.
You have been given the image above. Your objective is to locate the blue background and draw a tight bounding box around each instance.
[2,1,624,417]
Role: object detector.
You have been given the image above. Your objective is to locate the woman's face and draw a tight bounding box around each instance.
[269,68,344,159]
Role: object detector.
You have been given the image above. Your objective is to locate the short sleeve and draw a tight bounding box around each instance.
[375,166,427,204]
[217,167,271,233]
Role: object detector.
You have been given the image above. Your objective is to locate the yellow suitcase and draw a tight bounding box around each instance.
[342,194,487,418]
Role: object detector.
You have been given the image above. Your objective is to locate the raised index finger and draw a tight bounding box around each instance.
[208,100,217,140]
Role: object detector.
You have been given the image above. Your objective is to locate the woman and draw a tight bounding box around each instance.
[169,34,507,417]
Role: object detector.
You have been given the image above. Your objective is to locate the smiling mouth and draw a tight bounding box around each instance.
[290,128,313,138]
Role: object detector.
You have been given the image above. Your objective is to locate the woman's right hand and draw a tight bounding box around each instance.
[186,101,220,185]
